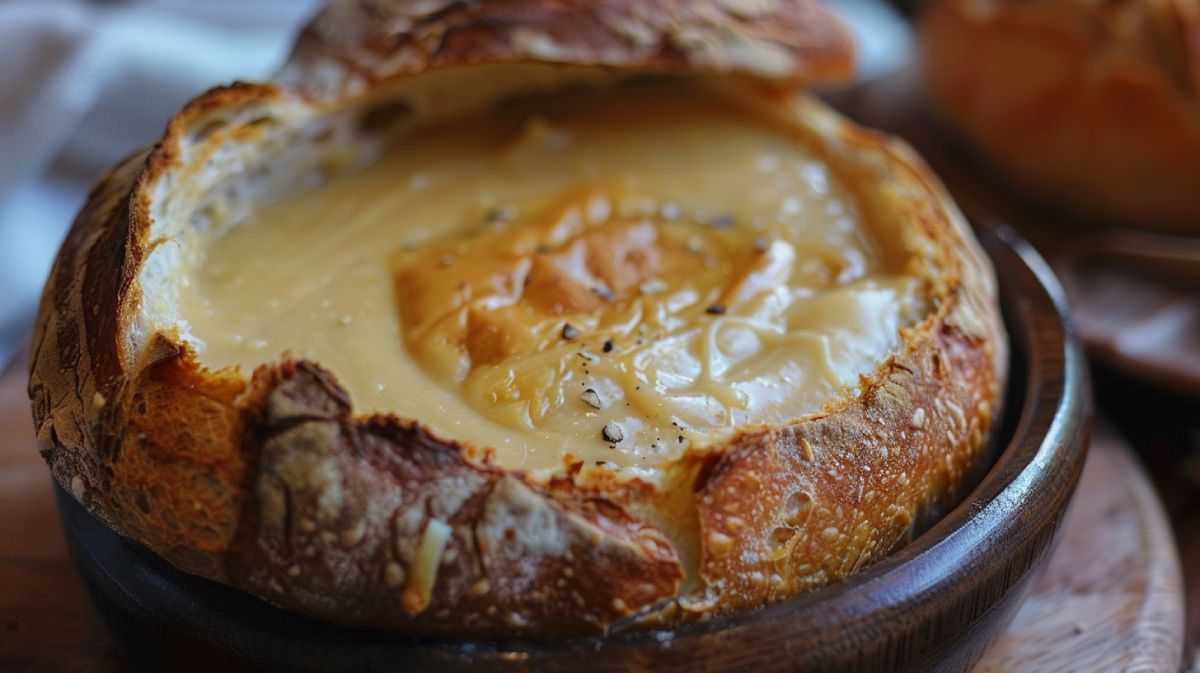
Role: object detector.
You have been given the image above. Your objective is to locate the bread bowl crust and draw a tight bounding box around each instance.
[30,0,1005,636]
[918,0,1200,231]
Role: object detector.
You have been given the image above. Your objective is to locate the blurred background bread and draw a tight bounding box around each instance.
[918,0,1200,232]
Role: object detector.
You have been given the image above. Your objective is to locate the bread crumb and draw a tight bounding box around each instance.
[384,562,406,588]
[70,475,86,500]
[708,531,734,556]
[339,521,366,547]
[467,579,491,597]
[800,438,815,461]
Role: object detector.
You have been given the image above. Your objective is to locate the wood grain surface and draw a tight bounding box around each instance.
[0,348,1181,670]
[972,423,1183,672]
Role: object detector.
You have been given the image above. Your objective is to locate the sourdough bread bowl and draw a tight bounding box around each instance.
[30,0,1007,637]
[918,0,1200,232]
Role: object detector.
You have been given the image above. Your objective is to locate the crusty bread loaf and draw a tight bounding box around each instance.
[29,0,1006,636]
[919,0,1200,231]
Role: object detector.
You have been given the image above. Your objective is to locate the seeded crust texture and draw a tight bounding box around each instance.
[30,0,1006,636]
[919,0,1200,231]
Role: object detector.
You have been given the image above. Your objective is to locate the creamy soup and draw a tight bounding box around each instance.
[177,82,925,473]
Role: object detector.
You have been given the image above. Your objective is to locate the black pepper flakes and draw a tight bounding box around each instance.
[562,323,580,340]
[602,339,614,353]
[580,388,602,409]
[601,423,624,443]
[591,285,615,301]
[706,304,727,315]
[485,206,514,223]
[705,213,735,228]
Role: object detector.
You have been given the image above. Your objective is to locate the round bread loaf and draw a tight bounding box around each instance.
[919,0,1200,231]
[30,0,1006,636]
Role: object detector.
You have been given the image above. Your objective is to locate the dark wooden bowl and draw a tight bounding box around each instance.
[56,224,1090,673]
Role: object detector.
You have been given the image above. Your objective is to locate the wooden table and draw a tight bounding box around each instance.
[973,423,1183,672]
[0,356,132,673]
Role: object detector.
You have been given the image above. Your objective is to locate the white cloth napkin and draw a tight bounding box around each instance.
[0,0,321,365]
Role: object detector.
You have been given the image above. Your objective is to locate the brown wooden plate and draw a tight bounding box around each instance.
[56,223,1089,672]
[1052,230,1200,398]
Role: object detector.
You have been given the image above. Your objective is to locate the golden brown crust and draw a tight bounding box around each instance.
[280,0,855,99]
[30,0,1005,636]
[228,361,683,635]
[918,0,1200,231]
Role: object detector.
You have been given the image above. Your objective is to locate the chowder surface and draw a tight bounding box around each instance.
[178,82,925,472]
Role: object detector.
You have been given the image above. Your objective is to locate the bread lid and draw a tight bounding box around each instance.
[279,0,855,99]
